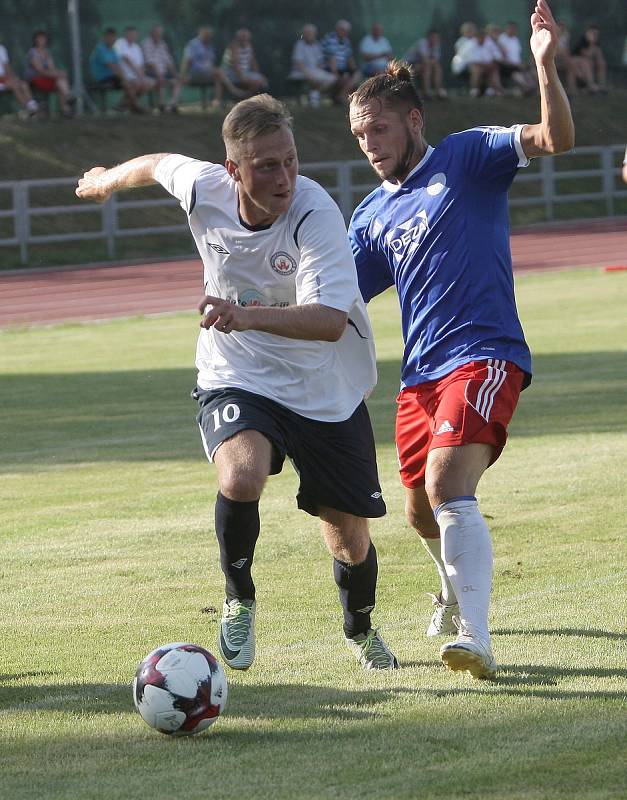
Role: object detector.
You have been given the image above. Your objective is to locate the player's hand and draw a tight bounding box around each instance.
[198,295,245,334]
[75,167,112,203]
[530,0,558,65]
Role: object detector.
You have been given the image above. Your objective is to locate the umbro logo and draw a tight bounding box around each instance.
[435,420,455,435]
[231,558,248,569]
[207,242,230,255]
[371,491,382,499]
[356,605,374,613]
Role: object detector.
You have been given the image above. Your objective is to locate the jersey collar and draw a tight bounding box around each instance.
[381,145,434,193]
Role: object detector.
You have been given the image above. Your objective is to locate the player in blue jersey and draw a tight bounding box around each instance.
[348,0,574,679]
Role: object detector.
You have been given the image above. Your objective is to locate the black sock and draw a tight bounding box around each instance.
[214,492,260,601]
[333,541,378,638]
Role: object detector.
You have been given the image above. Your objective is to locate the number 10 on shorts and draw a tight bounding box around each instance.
[211,403,241,431]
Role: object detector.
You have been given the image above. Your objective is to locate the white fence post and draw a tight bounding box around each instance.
[102,195,117,259]
[14,183,29,265]
[600,147,614,217]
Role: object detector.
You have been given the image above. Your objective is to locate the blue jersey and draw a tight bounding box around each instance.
[349,125,532,389]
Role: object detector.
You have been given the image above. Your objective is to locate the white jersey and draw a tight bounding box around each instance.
[154,155,377,422]
[114,38,145,81]
[0,45,8,79]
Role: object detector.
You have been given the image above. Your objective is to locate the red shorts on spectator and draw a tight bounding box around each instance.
[396,359,525,488]
[30,76,57,92]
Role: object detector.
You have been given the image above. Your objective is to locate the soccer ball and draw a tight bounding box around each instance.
[133,642,228,736]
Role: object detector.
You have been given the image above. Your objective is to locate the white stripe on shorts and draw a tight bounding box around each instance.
[465,358,508,422]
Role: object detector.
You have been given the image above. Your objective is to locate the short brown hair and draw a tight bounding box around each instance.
[350,60,424,114]
[222,94,293,160]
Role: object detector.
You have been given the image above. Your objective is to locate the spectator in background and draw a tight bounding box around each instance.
[572,25,607,93]
[0,42,39,116]
[89,27,145,113]
[289,24,337,107]
[142,25,182,112]
[180,26,245,107]
[359,23,393,77]
[452,24,503,97]
[25,30,73,116]
[554,21,577,94]
[221,28,269,96]
[493,22,536,95]
[322,19,360,105]
[404,30,447,99]
[622,146,627,184]
[114,26,154,111]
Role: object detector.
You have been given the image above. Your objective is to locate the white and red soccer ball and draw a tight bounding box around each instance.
[133,642,227,736]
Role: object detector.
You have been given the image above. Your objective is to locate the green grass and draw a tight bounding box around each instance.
[1,268,626,799]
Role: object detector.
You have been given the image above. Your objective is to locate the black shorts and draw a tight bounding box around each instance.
[192,387,386,519]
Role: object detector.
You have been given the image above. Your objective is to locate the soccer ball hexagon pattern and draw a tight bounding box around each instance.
[133,642,228,736]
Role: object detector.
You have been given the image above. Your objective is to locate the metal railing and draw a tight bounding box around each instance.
[1,144,626,265]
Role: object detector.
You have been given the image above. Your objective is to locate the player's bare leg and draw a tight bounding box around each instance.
[405,485,459,635]
[320,508,398,670]
[213,430,272,670]
[425,443,497,679]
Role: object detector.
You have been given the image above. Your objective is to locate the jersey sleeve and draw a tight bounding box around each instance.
[293,206,360,312]
[348,213,394,304]
[154,154,223,214]
[456,125,529,191]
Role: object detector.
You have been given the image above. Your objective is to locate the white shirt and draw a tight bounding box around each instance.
[114,38,145,80]
[290,40,325,75]
[0,45,8,78]
[154,155,377,422]
[359,35,392,71]
[497,33,522,65]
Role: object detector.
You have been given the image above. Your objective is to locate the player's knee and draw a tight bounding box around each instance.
[218,467,265,502]
[405,504,438,537]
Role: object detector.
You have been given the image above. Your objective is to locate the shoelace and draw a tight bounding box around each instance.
[428,593,458,628]
[359,628,392,668]
[224,602,253,647]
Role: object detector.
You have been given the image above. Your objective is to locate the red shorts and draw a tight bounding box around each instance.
[30,76,57,92]
[396,359,525,488]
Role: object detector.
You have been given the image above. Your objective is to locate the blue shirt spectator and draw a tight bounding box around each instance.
[90,29,119,82]
[322,20,356,73]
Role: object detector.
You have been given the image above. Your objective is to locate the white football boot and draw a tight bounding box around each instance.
[440,617,497,680]
[426,592,459,636]
[218,598,256,670]
[345,628,399,670]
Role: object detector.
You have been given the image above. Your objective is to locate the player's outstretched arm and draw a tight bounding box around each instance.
[520,0,575,158]
[75,153,170,203]
[199,295,348,342]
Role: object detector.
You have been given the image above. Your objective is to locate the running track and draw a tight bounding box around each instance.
[1,218,625,328]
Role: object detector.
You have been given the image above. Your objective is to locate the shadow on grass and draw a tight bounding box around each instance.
[494,627,627,641]
[1,350,625,470]
[2,669,625,717]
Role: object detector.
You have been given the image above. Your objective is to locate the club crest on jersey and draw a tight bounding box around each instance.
[270,251,297,276]
[385,210,429,263]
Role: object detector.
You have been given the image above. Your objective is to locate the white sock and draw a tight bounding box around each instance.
[435,497,493,642]
[420,536,457,605]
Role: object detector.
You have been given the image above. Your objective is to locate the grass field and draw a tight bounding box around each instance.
[1,267,626,799]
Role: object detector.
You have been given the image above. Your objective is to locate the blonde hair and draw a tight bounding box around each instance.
[222,94,293,160]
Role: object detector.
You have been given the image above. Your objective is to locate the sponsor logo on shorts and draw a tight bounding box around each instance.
[435,420,455,435]
[270,251,297,275]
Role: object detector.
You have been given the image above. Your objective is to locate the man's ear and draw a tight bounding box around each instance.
[225,158,240,181]
[408,107,424,135]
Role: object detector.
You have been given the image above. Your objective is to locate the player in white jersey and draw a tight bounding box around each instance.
[76,94,398,673]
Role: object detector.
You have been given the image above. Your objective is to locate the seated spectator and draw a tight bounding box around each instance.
[493,22,535,95]
[289,23,336,107]
[572,25,607,93]
[359,23,393,77]
[89,27,145,113]
[623,145,627,185]
[114,26,155,111]
[142,25,182,112]
[24,30,73,116]
[181,26,245,107]
[322,19,360,105]
[452,23,503,97]
[221,28,269,96]
[0,42,39,116]
[403,29,447,99]
[554,20,577,94]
